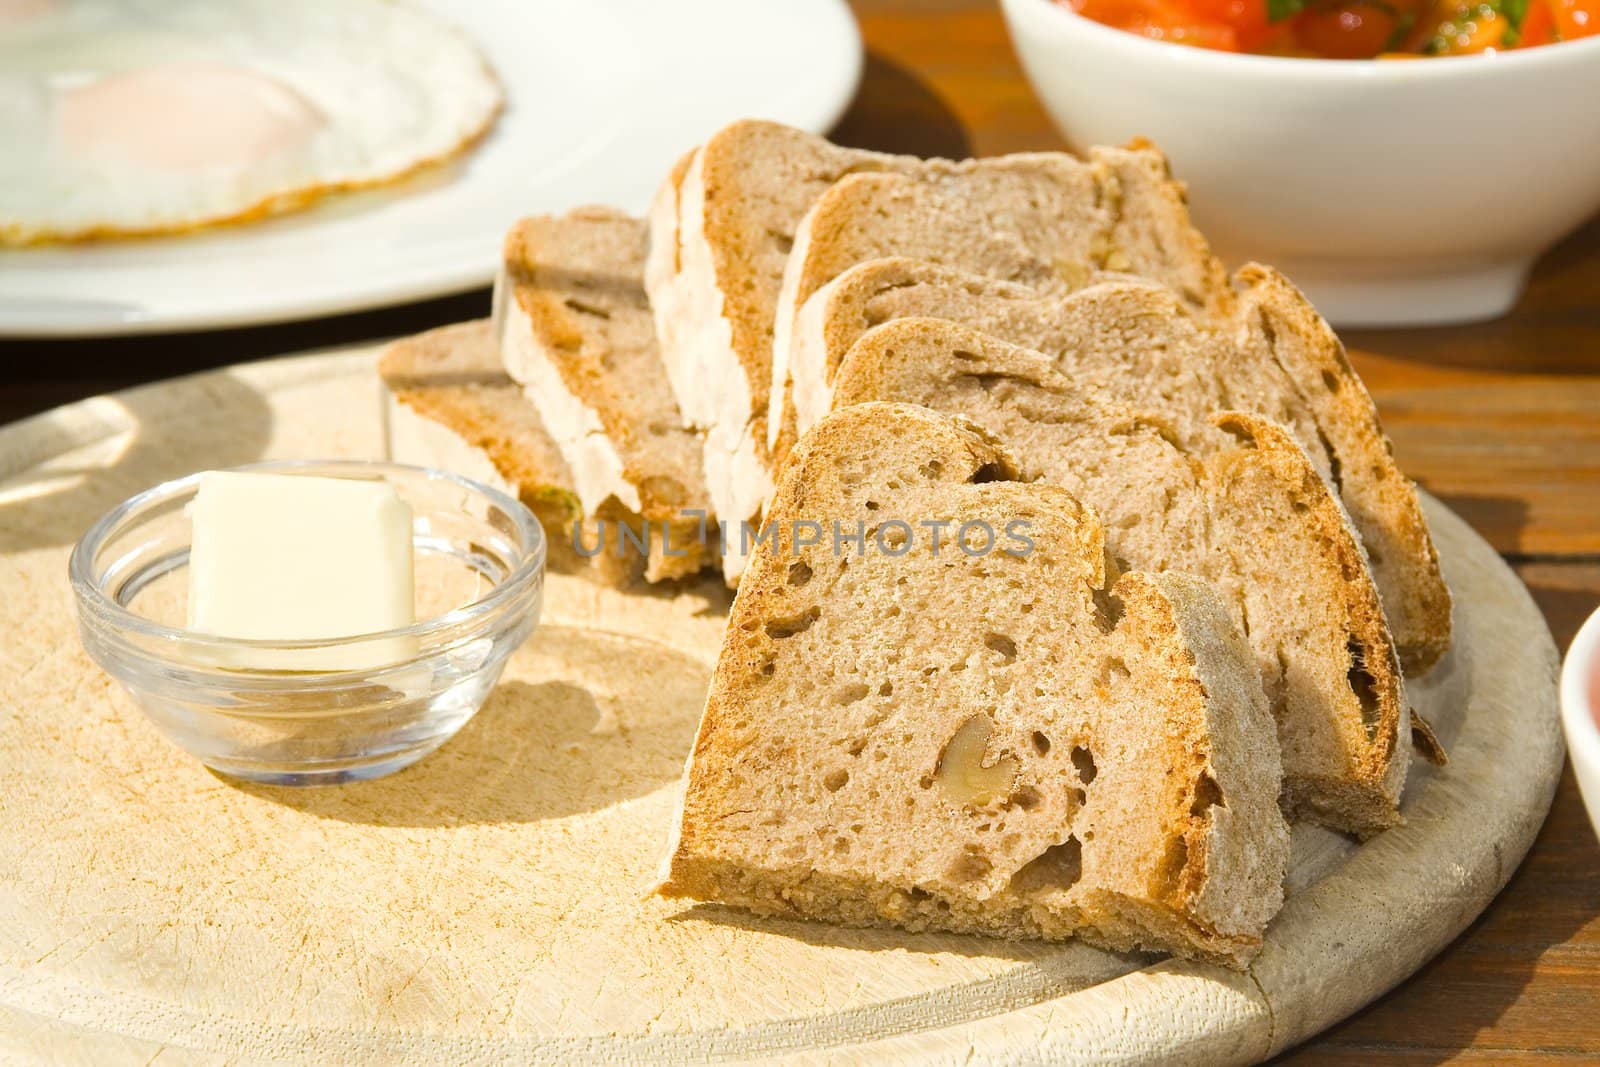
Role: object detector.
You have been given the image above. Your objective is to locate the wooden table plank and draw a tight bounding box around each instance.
[1345,219,1600,377]
[841,3,1042,157]
[1353,355,1600,557]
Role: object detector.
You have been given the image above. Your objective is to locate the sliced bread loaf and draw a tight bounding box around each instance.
[496,208,714,582]
[380,320,644,586]
[768,143,1230,462]
[1229,263,1450,673]
[646,121,1221,586]
[787,257,1450,673]
[830,318,1411,834]
[662,401,1289,968]
[644,121,923,583]
[382,321,578,531]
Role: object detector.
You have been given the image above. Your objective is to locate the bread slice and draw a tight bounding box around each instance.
[495,207,715,583]
[787,258,1450,673]
[1229,263,1450,673]
[661,402,1289,968]
[379,320,646,586]
[830,318,1411,834]
[645,122,923,584]
[767,142,1230,464]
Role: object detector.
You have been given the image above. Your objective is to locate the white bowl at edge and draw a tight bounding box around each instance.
[1561,605,1600,839]
[1001,0,1600,327]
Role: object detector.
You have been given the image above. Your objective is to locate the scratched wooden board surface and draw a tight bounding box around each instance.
[0,350,1562,1064]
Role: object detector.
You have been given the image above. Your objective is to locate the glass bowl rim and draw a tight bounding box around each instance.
[68,458,546,657]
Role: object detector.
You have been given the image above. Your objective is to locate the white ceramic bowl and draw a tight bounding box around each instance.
[1001,0,1600,326]
[1562,605,1600,838]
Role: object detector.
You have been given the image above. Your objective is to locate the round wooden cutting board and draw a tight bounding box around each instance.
[0,347,1563,1065]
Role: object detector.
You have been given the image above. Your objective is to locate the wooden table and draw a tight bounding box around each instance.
[1,2,1596,1060]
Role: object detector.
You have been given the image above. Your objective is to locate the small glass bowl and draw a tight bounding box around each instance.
[69,460,545,785]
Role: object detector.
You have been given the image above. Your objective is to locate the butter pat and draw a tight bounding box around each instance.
[188,471,416,670]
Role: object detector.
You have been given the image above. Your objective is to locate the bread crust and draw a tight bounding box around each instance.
[498,209,713,581]
[1213,412,1409,833]
[380,321,573,514]
[1231,264,1451,673]
[379,321,638,585]
[1087,139,1232,315]
[645,122,929,582]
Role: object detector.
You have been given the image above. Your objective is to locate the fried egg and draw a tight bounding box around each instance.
[0,0,502,244]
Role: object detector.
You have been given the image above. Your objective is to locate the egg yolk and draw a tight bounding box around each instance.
[58,62,325,172]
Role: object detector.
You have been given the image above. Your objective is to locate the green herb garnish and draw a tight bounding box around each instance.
[1500,0,1530,44]
[1268,0,1307,21]
[1384,9,1418,48]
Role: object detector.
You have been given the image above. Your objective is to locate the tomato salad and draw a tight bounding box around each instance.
[1062,0,1598,57]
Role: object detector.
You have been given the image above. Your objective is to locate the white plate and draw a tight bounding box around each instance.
[0,0,863,338]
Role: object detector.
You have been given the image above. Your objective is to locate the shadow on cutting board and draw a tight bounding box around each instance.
[238,625,708,827]
[0,369,272,554]
[1426,490,1531,558]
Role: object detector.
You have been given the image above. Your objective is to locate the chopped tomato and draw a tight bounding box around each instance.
[1071,0,1242,49]
[1550,0,1600,38]
[1293,3,1404,58]
[1189,0,1278,47]
[1060,0,1597,53]
[1397,0,1465,51]
[1518,0,1557,44]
